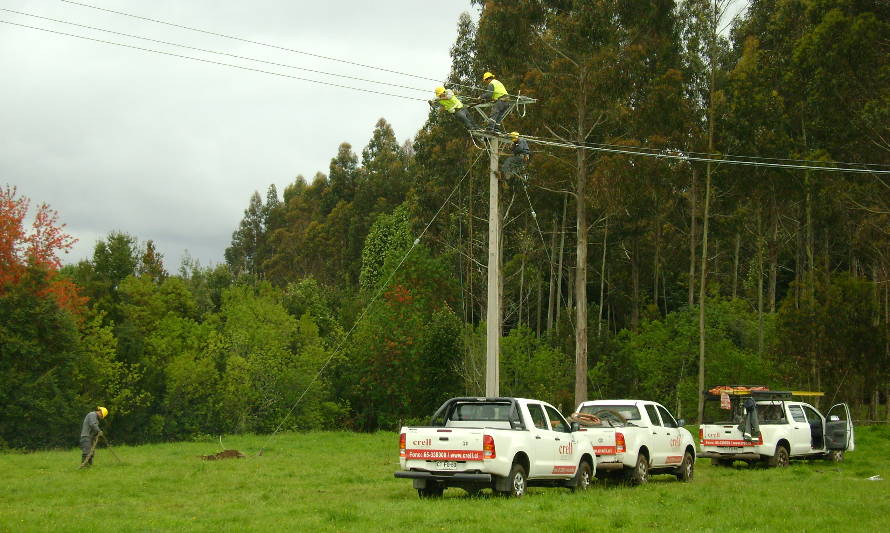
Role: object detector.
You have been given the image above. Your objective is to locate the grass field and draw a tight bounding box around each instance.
[2,426,889,532]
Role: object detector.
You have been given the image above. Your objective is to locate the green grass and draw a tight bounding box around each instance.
[2,426,889,532]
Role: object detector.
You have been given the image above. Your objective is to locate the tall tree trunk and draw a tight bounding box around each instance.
[653,208,661,316]
[757,207,765,355]
[519,254,526,328]
[598,219,608,338]
[732,232,740,299]
[689,167,698,307]
[575,146,589,407]
[697,160,713,424]
[556,196,568,329]
[769,195,779,313]
[547,215,558,332]
[631,239,641,331]
[468,174,475,323]
[536,271,543,335]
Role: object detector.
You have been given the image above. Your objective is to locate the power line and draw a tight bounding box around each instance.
[0,19,428,102]
[59,0,486,95]
[1,7,431,95]
[519,134,890,175]
[564,137,890,171]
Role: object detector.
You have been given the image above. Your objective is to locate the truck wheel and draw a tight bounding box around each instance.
[500,463,527,497]
[675,452,694,482]
[767,445,790,468]
[625,455,649,485]
[417,486,444,498]
[571,461,592,492]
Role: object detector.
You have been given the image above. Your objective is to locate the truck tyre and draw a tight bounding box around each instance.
[675,452,694,482]
[500,463,527,497]
[571,460,592,491]
[417,485,444,498]
[625,454,649,485]
[767,445,790,468]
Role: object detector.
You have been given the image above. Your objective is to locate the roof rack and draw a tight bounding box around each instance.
[703,386,824,401]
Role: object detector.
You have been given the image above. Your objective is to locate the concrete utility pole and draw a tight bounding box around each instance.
[485,136,501,397]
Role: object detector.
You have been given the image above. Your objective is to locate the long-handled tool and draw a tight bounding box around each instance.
[100,433,122,463]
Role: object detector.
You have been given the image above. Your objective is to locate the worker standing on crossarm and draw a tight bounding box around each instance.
[80,406,107,467]
[482,72,510,132]
[429,87,476,130]
[500,131,531,180]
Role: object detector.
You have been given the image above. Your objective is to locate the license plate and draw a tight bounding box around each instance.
[434,461,458,470]
[721,447,742,453]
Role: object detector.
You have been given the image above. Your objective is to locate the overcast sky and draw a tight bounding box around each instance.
[1,0,477,272]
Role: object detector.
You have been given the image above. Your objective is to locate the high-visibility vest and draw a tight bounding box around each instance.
[437,91,464,113]
[489,79,508,100]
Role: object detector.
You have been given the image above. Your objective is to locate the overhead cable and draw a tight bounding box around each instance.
[520,134,890,175]
[59,0,486,95]
[1,7,431,94]
[0,19,428,102]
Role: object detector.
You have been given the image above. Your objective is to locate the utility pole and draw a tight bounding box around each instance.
[486,135,501,397]
[471,94,535,399]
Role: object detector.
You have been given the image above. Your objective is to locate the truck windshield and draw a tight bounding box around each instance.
[577,405,641,427]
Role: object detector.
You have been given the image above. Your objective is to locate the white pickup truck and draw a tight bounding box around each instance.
[698,388,855,467]
[573,399,697,484]
[394,397,597,498]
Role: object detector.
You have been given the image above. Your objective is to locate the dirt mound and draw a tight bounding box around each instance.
[200,449,246,461]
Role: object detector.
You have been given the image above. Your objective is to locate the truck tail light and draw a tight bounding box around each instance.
[699,428,703,441]
[483,434,496,459]
[615,432,626,453]
[399,432,406,458]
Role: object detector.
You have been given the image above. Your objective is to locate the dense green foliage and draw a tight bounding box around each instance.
[2,1,889,448]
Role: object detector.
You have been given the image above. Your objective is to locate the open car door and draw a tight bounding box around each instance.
[824,403,855,451]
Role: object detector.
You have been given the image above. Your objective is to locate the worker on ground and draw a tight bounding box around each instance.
[482,72,510,132]
[500,131,531,181]
[80,406,107,467]
[429,87,476,130]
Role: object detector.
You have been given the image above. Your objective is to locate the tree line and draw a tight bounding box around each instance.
[2,0,888,449]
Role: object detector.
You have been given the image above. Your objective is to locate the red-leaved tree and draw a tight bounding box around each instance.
[0,185,85,312]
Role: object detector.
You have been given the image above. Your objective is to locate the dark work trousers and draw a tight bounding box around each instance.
[501,154,528,178]
[487,97,511,129]
[454,107,476,130]
[80,436,95,466]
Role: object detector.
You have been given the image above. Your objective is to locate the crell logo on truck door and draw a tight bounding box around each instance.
[670,436,682,448]
[558,442,574,456]
[411,438,432,447]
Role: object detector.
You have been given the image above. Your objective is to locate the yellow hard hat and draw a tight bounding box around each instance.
[482,71,495,81]
[435,86,446,96]
[97,406,108,419]
[509,131,520,140]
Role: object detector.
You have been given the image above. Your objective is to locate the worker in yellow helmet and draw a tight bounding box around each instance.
[482,72,510,132]
[500,131,531,180]
[429,86,476,130]
[79,406,107,467]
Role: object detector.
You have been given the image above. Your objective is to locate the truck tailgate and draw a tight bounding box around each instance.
[700,424,762,448]
[402,427,485,464]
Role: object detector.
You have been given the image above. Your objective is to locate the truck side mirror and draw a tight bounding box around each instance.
[570,421,581,432]
[677,418,686,427]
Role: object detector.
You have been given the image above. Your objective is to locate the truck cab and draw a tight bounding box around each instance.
[698,387,855,467]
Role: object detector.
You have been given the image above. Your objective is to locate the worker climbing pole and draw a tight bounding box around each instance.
[464,72,536,397]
